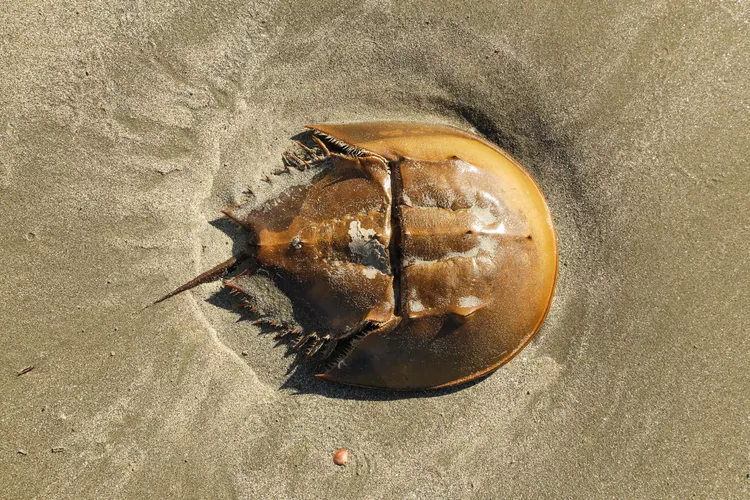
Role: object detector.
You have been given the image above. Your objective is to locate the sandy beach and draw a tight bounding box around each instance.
[2,1,748,498]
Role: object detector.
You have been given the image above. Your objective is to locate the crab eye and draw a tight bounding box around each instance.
[290,236,303,250]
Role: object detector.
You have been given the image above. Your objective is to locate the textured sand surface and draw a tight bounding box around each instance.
[2,1,748,498]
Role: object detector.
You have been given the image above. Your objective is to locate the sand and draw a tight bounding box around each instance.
[2,1,748,498]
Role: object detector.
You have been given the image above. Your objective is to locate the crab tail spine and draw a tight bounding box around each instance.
[153,251,252,304]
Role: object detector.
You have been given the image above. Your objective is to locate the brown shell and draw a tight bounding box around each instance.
[160,122,558,390]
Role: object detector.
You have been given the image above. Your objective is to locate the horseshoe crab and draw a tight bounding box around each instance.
[157,122,558,390]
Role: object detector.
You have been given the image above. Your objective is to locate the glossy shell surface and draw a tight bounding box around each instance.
[167,122,558,390]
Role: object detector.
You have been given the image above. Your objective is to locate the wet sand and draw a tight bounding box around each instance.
[2,1,748,498]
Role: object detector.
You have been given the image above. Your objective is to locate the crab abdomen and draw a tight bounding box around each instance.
[315,124,558,389]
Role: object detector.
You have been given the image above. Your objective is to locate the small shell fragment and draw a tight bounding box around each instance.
[333,448,349,466]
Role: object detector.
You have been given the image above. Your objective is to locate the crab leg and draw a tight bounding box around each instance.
[320,337,339,359]
[312,135,330,157]
[294,140,316,155]
[305,335,328,360]
[283,152,307,169]
[292,331,316,351]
